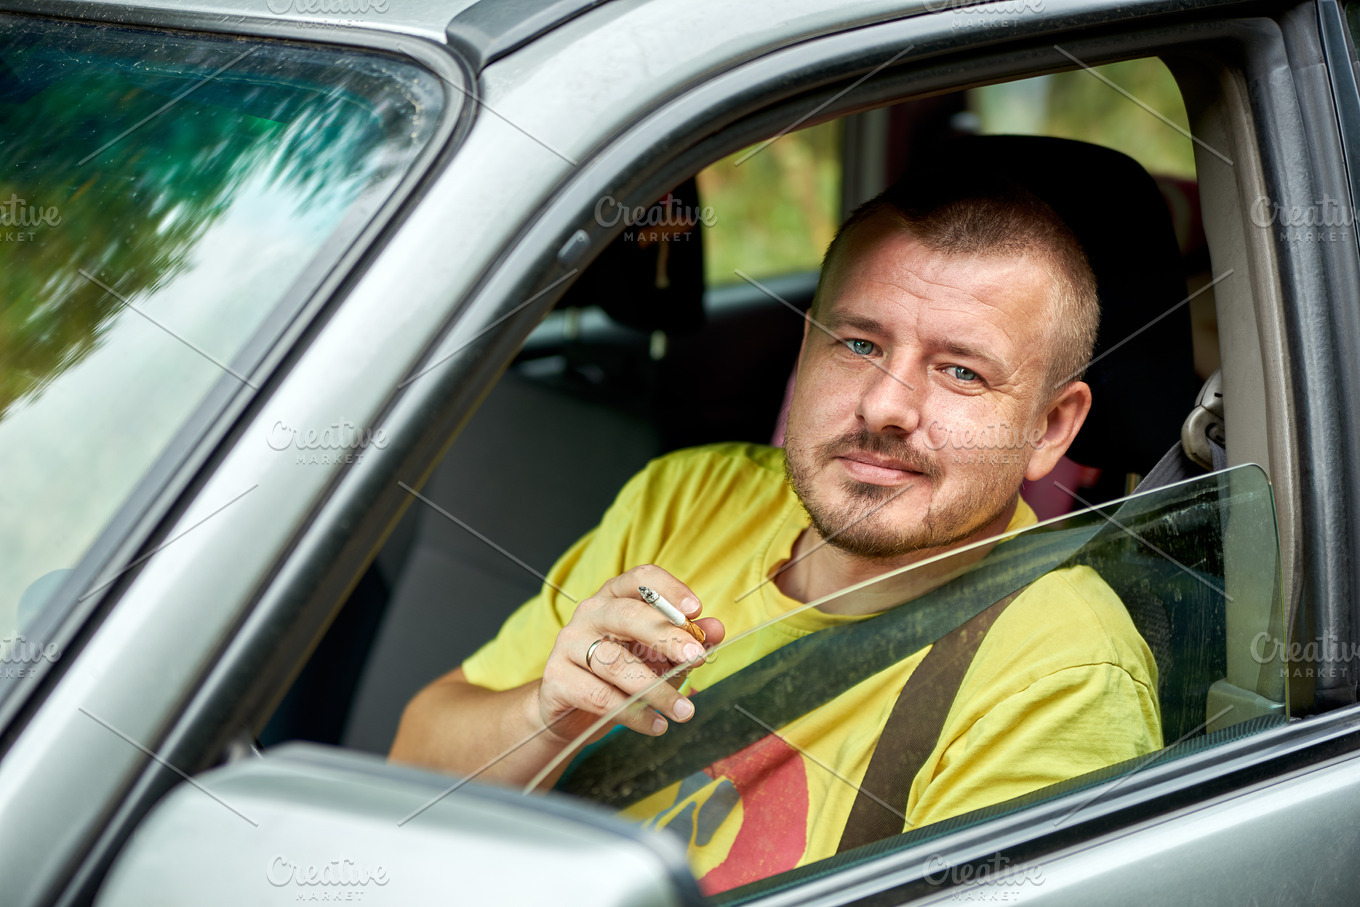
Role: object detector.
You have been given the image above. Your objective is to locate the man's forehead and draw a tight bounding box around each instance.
[831,263,998,316]
[824,249,1048,330]
[839,215,1027,290]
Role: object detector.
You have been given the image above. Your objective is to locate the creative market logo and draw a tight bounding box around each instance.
[0,194,61,242]
[267,856,389,899]
[0,634,61,679]
[265,0,389,13]
[1252,631,1360,680]
[267,420,390,466]
[924,852,1045,898]
[595,194,716,245]
[264,0,389,29]
[1252,194,1356,243]
[923,420,1045,466]
[922,0,1045,30]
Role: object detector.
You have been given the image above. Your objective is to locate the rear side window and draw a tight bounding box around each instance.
[0,18,444,679]
[698,120,842,285]
[966,58,1195,179]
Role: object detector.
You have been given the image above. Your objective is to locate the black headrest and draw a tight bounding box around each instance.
[557,176,706,334]
[904,136,1199,476]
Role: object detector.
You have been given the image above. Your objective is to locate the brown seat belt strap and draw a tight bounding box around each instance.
[836,585,1027,853]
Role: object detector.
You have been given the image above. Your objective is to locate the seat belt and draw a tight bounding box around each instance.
[1137,369,1225,492]
[557,520,1104,810]
[836,585,1027,852]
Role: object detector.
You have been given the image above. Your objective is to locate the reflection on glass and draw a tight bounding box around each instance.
[0,18,443,645]
[550,465,1283,897]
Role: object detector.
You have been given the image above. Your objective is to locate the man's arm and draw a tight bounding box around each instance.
[390,667,573,788]
[389,566,725,787]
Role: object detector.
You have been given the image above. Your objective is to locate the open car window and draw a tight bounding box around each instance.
[547,464,1284,897]
[252,16,1302,906]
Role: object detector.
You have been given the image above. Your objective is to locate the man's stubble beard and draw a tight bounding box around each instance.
[784,426,1019,563]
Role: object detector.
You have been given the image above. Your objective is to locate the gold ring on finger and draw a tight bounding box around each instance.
[585,637,608,672]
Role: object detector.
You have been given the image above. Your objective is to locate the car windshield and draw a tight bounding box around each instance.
[0,18,444,677]
[544,464,1285,897]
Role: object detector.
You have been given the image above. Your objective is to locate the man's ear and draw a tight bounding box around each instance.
[1023,380,1093,482]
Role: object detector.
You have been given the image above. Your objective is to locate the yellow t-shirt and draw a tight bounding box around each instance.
[462,442,1162,894]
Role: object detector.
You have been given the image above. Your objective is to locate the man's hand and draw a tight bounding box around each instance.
[537,565,725,744]
[390,565,725,787]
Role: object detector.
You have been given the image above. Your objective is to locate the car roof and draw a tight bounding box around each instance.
[45,0,1259,69]
[62,0,477,42]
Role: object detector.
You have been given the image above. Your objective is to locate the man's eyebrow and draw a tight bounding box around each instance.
[934,339,1009,374]
[820,312,887,337]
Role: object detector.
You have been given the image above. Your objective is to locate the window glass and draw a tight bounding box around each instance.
[0,18,444,660]
[967,59,1196,179]
[697,120,841,285]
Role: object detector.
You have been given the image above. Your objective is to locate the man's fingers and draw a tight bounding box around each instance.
[582,639,694,724]
[546,671,667,738]
[545,564,714,735]
[693,617,725,648]
[603,565,703,618]
[587,598,709,667]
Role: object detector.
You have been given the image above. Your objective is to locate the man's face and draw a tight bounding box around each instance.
[784,215,1084,563]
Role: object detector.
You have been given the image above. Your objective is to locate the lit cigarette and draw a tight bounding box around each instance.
[638,586,706,644]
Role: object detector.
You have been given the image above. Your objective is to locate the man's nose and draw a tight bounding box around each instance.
[855,360,922,435]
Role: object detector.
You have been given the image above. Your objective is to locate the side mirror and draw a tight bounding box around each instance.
[96,743,703,906]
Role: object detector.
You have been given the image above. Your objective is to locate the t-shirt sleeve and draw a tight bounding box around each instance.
[460,461,654,691]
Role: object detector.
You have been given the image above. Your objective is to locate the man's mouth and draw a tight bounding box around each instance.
[835,453,925,485]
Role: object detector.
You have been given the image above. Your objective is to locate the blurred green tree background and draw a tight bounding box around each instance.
[699,58,1193,286]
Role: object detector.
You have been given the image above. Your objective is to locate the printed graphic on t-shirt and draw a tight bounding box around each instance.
[638,732,810,894]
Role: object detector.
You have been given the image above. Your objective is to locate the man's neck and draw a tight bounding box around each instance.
[773,498,1020,614]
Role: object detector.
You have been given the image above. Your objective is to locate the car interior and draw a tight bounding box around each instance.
[261,52,1295,895]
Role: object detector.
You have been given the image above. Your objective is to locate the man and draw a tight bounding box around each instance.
[390,177,1162,893]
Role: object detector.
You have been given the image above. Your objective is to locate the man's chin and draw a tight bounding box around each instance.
[816,517,985,564]
[804,497,933,563]
[840,478,912,504]
[805,487,1019,565]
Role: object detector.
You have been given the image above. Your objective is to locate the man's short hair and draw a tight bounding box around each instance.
[812,176,1099,390]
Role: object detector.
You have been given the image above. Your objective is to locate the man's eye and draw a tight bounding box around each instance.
[950,365,979,382]
[845,339,876,356]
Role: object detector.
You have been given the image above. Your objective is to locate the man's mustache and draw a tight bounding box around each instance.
[816,429,943,480]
